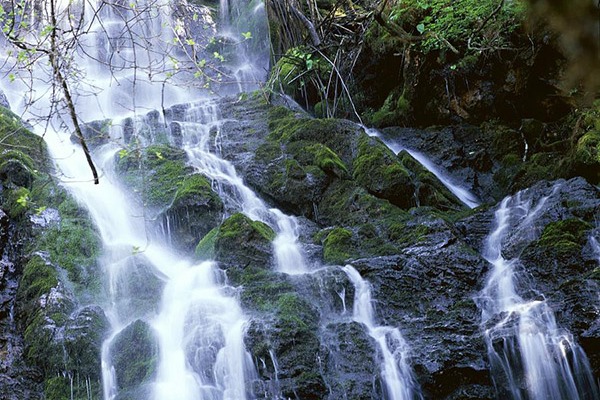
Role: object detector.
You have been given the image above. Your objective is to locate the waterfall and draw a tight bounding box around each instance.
[167,101,310,275]
[365,127,480,209]
[477,189,599,400]
[343,265,421,400]
[0,0,271,399]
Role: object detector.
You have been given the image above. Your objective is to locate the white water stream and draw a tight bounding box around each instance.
[0,1,270,399]
[478,188,599,400]
[365,127,480,209]
[343,265,420,400]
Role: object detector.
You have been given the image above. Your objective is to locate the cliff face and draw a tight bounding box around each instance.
[0,107,107,399]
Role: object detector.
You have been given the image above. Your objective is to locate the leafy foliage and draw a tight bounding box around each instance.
[388,0,527,53]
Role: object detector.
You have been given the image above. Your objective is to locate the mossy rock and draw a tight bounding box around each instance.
[398,150,464,211]
[352,134,414,208]
[574,130,600,184]
[3,186,31,218]
[116,144,189,208]
[195,227,220,260]
[317,180,410,228]
[267,106,359,164]
[271,293,326,398]
[0,149,36,188]
[210,212,275,269]
[538,218,593,257]
[36,218,100,287]
[323,227,355,264]
[370,89,410,128]
[165,173,224,251]
[16,255,59,310]
[520,217,594,280]
[111,319,159,392]
[0,107,48,171]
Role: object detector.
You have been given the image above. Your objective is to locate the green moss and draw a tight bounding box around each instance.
[195,227,220,260]
[574,130,600,183]
[17,255,58,304]
[117,144,189,208]
[318,180,410,227]
[275,293,315,333]
[0,107,48,170]
[306,143,348,177]
[220,213,275,242]
[352,134,413,207]
[4,186,31,218]
[539,219,593,255]
[112,320,158,391]
[37,219,100,286]
[44,377,70,400]
[388,222,429,244]
[323,227,354,264]
[370,89,410,128]
[237,267,294,311]
[174,174,211,202]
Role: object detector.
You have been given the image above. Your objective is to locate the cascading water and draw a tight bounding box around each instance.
[168,101,309,275]
[0,0,271,399]
[365,127,480,209]
[477,188,599,400]
[343,265,421,400]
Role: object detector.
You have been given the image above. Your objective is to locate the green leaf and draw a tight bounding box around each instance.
[416,23,425,34]
[16,193,29,207]
[118,149,128,159]
[242,31,252,40]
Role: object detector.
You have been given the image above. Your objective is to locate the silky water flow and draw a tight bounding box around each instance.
[477,185,599,400]
[0,1,428,399]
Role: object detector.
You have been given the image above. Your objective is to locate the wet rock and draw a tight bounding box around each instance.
[81,119,112,149]
[350,218,494,398]
[0,90,10,110]
[319,321,382,399]
[111,253,165,320]
[111,319,159,396]
[208,212,275,271]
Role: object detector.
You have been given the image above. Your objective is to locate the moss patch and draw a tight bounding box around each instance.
[538,218,593,256]
[352,134,413,208]
[195,227,219,260]
[16,255,58,308]
[323,227,354,264]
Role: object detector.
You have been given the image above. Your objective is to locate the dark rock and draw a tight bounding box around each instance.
[0,91,10,110]
[210,212,275,271]
[111,319,159,394]
[63,305,109,379]
[319,321,381,399]
[112,253,166,320]
[81,119,112,149]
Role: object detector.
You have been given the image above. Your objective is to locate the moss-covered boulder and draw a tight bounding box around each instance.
[245,293,327,399]
[322,227,355,264]
[573,130,600,184]
[246,106,357,217]
[111,319,159,397]
[199,212,275,271]
[352,134,414,209]
[116,144,223,250]
[398,151,464,210]
[111,253,165,320]
[0,107,108,398]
